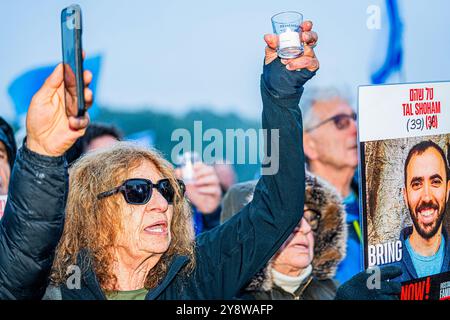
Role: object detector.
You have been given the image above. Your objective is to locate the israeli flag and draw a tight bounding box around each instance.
[370,0,404,84]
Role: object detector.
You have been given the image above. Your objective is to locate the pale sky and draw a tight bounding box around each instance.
[1,0,449,122]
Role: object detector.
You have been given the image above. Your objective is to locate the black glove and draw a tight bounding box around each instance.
[335,265,403,300]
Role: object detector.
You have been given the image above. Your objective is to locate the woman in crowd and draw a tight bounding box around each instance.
[221,172,346,300]
[40,23,319,299]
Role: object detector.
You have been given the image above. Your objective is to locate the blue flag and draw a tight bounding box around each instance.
[8,55,102,120]
[125,130,155,148]
[370,0,404,84]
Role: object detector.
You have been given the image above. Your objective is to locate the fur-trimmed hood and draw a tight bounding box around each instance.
[221,171,347,292]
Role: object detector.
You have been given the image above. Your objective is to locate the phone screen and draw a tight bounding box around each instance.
[61,5,85,117]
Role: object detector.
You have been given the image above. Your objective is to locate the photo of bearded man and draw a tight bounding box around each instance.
[390,140,450,282]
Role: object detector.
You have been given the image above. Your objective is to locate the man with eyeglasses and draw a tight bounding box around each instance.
[301,88,360,284]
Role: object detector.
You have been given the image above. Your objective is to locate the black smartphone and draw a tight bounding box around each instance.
[61,4,85,118]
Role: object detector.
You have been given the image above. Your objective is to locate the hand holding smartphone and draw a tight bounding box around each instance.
[61,4,86,118]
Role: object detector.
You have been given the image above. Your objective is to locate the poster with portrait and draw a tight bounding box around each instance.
[358,81,450,300]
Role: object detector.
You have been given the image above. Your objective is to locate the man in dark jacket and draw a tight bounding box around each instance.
[0,63,93,299]
[300,87,360,284]
[0,117,17,196]
[43,23,319,300]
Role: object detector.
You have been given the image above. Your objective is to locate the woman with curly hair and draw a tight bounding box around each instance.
[43,24,319,299]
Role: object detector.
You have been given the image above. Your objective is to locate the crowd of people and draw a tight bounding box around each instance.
[0,21,410,300]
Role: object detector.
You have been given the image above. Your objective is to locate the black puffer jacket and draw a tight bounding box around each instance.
[0,145,67,299]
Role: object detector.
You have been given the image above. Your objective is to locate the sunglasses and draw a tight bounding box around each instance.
[306,112,357,132]
[303,208,321,232]
[97,178,185,205]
